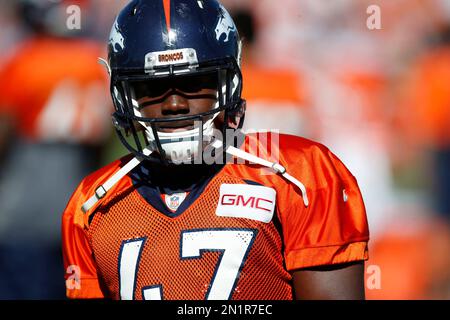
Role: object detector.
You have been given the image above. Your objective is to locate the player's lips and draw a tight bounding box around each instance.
[157,122,195,133]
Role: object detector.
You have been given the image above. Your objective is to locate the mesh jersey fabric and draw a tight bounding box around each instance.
[62,133,369,299]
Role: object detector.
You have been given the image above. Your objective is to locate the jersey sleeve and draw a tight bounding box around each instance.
[62,180,106,299]
[282,146,369,271]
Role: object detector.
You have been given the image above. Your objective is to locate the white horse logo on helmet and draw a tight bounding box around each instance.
[215,6,236,43]
[109,20,125,53]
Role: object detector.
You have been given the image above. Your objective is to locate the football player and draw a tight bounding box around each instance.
[62,0,369,300]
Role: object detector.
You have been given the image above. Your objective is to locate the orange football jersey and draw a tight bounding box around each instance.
[62,133,369,300]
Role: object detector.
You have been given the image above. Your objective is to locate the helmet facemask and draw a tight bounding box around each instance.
[111,57,243,165]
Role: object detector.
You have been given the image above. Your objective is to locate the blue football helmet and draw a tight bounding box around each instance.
[107,0,244,164]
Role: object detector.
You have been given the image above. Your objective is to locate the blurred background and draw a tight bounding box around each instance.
[0,0,448,299]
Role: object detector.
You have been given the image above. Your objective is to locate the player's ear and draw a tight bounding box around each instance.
[227,99,246,129]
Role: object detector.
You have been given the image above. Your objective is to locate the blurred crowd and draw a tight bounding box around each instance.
[0,0,449,299]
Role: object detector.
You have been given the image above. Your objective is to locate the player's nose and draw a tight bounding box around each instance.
[161,93,189,115]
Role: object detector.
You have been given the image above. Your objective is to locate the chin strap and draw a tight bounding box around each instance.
[81,148,151,213]
[81,140,309,213]
[211,140,309,207]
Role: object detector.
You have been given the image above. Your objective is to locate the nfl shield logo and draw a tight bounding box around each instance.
[169,195,180,208]
[165,192,187,212]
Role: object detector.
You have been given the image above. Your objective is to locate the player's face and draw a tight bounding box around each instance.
[132,73,219,133]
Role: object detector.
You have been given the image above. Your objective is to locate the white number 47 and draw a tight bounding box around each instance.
[119,229,256,300]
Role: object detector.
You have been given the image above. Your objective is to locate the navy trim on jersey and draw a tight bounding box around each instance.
[131,162,224,218]
[243,179,264,186]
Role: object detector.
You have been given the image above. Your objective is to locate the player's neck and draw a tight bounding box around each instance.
[141,162,224,192]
